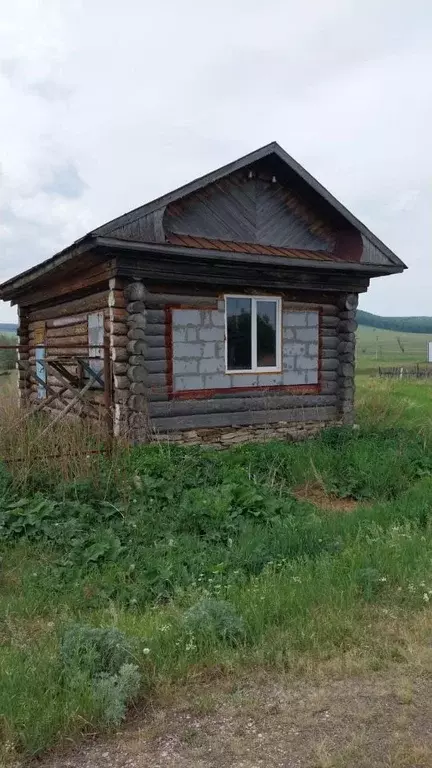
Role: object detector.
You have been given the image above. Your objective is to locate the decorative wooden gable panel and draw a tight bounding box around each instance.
[163,173,336,251]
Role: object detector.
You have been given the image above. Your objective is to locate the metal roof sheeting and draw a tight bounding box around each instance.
[166,234,343,262]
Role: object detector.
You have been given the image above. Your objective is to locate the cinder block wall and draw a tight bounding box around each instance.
[172,302,319,393]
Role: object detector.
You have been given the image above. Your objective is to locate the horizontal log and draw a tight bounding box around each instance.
[145,293,217,307]
[111,348,128,362]
[46,324,87,338]
[28,291,110,322]
[147,359,167,374]
[321,358,339,371]
[147,335,166,348]
[46,313,89,329]
[151,406,338,432]
[322,349,339,359]
[149,394,337,418]
[34,335,88,348]
[146,323,166,336]
[338,320,358,333]
[112,362,128,375]
[106,321,127,335]
[320,337,338,350]
[111,335,128,348]
[109,308,128,322]
[145,346,166,360]
[146,310,166,324]
[321,316,339,328]
[113,375,130,390]
[127,328,146,341]
[147,373,167,387]
[108,290,126,309]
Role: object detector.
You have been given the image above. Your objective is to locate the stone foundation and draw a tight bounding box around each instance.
[150,420,341,448]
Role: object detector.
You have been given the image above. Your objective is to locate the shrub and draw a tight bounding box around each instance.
[60,625,135,676]
[183,598,245,644]
[92,663,141,725]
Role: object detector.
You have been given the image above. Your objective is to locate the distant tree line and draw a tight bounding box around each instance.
[357,310,432,334]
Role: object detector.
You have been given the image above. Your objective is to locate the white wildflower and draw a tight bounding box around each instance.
[142,647,151,655]
[423,593,430,603]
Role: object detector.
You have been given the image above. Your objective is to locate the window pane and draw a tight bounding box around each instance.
[256,300,277,367]
[226,297,252,370]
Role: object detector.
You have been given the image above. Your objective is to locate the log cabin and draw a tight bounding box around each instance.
[0,142,407,446]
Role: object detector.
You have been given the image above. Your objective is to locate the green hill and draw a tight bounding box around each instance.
[357,311,432,334]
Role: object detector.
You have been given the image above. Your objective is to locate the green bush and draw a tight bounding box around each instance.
[183,598,245,644]
[60,625,135,677]
[92,663,141,725]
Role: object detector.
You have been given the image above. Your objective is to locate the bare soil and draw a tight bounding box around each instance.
[293,484,361,513]
[36,669,432,768]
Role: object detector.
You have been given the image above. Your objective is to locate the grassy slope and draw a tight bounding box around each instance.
[2,380,432,761]
[356,325,431,372]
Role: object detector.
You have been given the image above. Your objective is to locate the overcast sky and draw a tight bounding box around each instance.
[0,0,431,322]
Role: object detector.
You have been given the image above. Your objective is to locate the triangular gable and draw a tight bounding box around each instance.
[93,142,406,270]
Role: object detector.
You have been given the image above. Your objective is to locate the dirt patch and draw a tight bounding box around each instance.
[293,484,361,513]
[35,670,432,768]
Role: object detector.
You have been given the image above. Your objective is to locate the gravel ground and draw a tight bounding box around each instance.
[34,670,432,768]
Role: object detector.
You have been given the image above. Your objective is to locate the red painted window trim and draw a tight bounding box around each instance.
[165,303,323,401]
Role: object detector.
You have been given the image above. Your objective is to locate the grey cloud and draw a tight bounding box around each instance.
[29,80,72,102]
[42,163,87,199]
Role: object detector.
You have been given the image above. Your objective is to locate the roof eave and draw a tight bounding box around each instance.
[95,236,405,277]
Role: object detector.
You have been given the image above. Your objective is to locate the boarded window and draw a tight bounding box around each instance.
[225,295,281,373]
[87,311,104,387]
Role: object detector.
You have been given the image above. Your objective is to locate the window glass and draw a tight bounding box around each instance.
[256,300,277,368]
[226,297,252,370]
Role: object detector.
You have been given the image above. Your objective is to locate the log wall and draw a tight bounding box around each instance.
[123,281,357,443]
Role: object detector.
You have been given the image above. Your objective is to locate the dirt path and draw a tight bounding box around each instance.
[37,669,432,768]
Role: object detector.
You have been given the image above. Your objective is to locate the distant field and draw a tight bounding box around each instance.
[356,325,432,373]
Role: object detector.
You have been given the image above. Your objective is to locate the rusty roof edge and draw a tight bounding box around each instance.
[95,236,404,276]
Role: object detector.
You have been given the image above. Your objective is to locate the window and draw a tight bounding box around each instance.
[225,295,281,373]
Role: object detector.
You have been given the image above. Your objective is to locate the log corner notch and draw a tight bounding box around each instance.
[337,292,358,425]
[124,279,151,441]
[17,304,30,405]
[108,277,130,437]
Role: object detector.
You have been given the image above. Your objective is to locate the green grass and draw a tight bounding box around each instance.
[356,324,431,373]
[3,380,432,762]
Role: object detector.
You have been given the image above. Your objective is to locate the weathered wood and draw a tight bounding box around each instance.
[39,335,88,348]
[125,282,146,302]
[18,263,114,307]
[145,346,166,360]
[127,340,147,355]
[151,406,337,432]
[28,291,110,322]
[146,323,166,336]
[111,335,128,348]
[108,290,126,308]
[113,375,130,390]
[339,363,355,378]
[149,394,337,418]
[146,335,166,348]
[321,358,338,371]
[146,310,166,324]
[46,324,87,338]
[127,312,146,329]
[126,301,146,314]
[145,293,217,307]
[127,366,147,383]
[127,328,146,340]
[147,359,167,374]
[111,348,128,362]
[321,316,339,329]
[147,373,166,387]
[338,319,358,333]
[106,321,127,335]
[113,362,128,375]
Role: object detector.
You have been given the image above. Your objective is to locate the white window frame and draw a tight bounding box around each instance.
[224,294,282,374]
